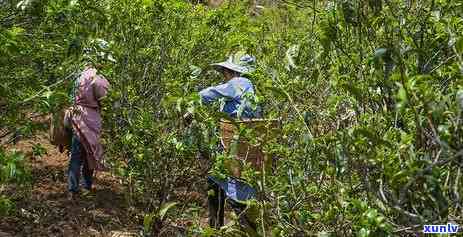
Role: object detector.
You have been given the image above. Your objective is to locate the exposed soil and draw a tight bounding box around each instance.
[0,133,141,237]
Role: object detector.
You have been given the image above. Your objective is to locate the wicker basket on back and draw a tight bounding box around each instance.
[220,118,280,177]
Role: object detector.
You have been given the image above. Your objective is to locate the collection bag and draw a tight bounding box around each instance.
[49,107,72,152]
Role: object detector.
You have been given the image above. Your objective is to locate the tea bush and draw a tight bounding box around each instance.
[1,0,462,235]
[0,148,31,216]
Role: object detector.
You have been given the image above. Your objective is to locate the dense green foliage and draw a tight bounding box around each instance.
[1,0,462,236]
[0,148,31,215]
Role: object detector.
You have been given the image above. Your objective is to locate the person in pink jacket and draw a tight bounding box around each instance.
[65,39,113,199]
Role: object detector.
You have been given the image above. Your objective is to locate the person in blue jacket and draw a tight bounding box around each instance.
[187,54,260,232]
[198,54,260,119]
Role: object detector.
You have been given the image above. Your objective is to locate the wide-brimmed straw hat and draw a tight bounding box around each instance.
[211,54,256,74]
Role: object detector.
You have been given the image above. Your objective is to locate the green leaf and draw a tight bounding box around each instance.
[373,48,391,68]
[374,48,388,59]
[457,90,463,110]
[124,133,133,143]
[189,65,202,79]
[69,0,78,6]
[396,84,408,110]
[143,213,154,233]
[365,209,378,220]
[8,27,24,38]
[202,227,217,237]
[16,0,32,10]
[7,162,16,180]
[357,228,370,237]
[157,201,177,220]
[318,231,331,237]
[266,86,287,99]
[454,36,463,55]
[285,44,300,70]
[176,97,183,112]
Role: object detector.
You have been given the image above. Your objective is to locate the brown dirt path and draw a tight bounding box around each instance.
[0,134,140,237]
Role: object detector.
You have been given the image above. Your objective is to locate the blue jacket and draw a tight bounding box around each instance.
[199,77,259,118]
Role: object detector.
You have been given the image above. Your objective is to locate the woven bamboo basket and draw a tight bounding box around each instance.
[220,118,280,177]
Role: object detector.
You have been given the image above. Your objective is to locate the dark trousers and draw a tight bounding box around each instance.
[68,134,93,193]
[207,179,258,234]
[208,181,226,228]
